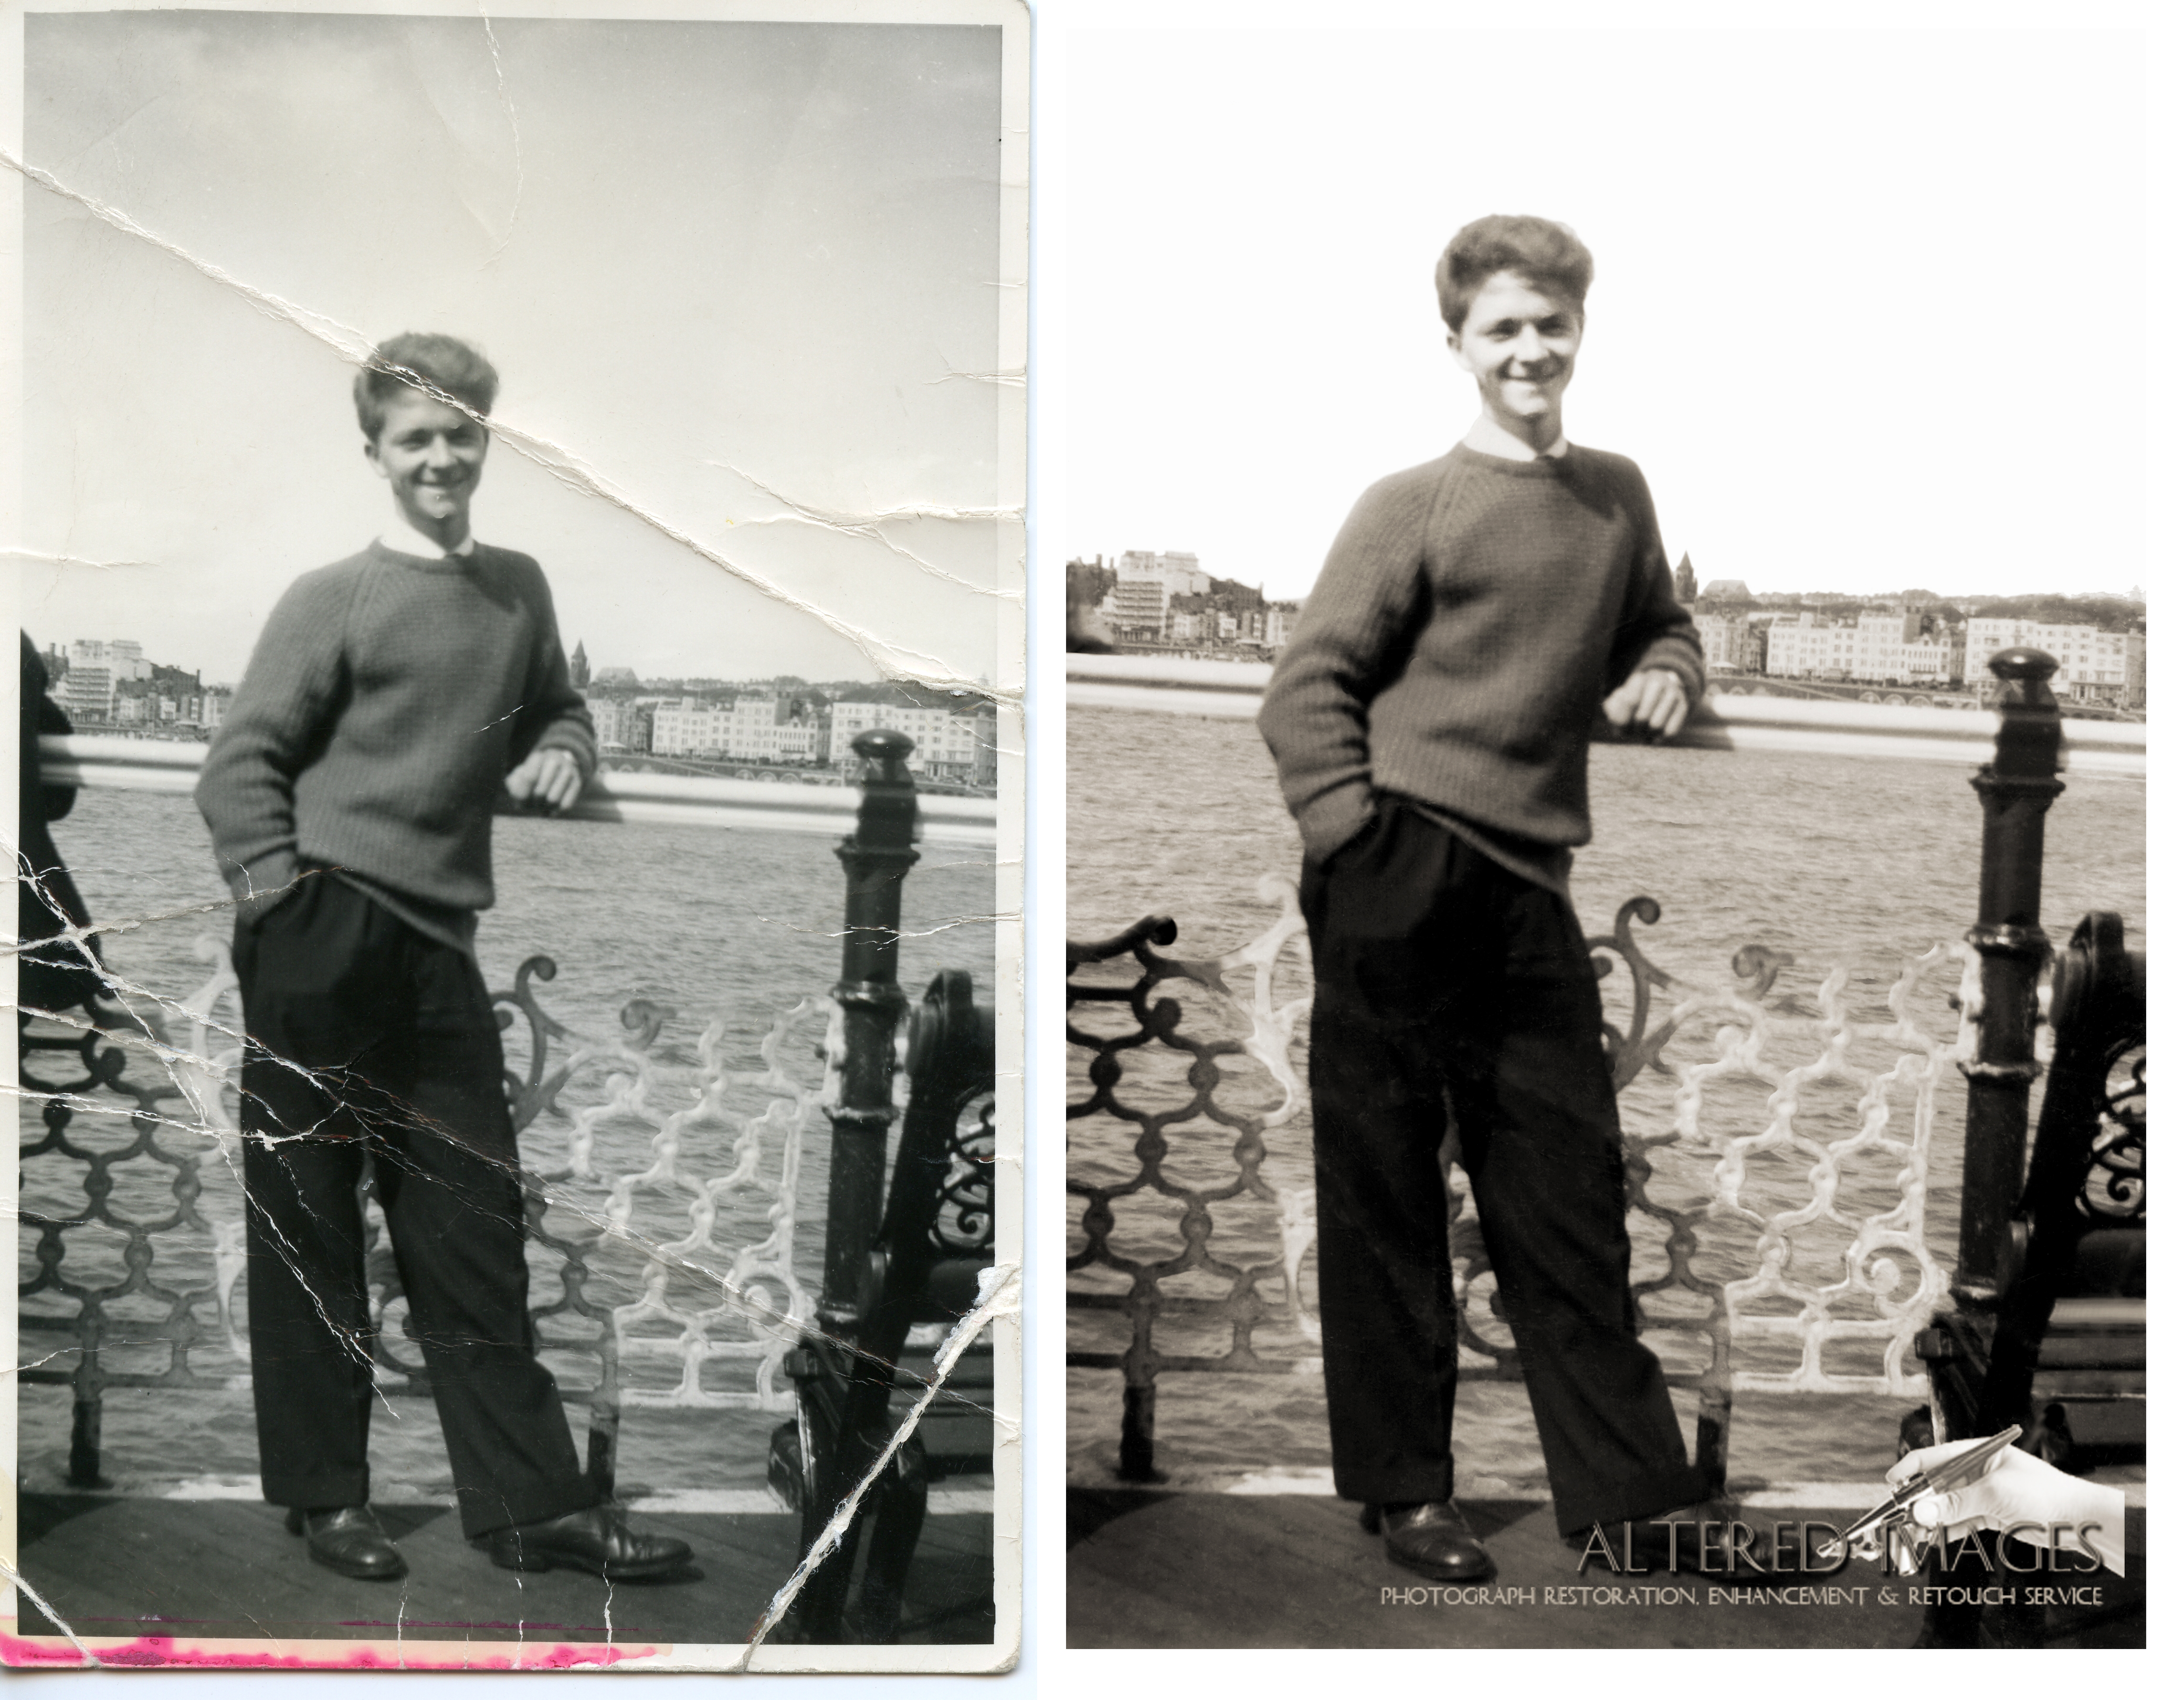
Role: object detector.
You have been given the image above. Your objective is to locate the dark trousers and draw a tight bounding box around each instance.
[1301,801,1708,1535]
[234,875,594,1539]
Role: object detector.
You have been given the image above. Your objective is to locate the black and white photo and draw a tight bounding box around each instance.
[1056,11,2147,1653]
[6,0,1025,1670]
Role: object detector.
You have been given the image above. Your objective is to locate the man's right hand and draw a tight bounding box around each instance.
[1602,669,1689,742]
[505,747,585,814]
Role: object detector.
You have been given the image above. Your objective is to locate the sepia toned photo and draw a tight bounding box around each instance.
[1060,18,2146,1652]
[6,0,1025,1671]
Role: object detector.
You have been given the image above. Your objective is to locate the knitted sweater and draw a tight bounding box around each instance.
[196,540,596,930]
[1259,443,1704,866]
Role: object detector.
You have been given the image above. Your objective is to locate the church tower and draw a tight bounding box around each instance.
[570,640,591,689]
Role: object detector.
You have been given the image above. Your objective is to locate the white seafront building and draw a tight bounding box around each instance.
[1099,551,1213,643]
[47,639,229,729]
[52,639,151,723]
[648,694,827,763]
[1761,610,1964,687]
[1963,618,2144,706]
[1690,612,1766,675]
[584,692,648,753]
[830,697,998,786]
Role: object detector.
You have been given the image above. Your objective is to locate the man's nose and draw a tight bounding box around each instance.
[424,434,457,468]
[1512,326,1548,363]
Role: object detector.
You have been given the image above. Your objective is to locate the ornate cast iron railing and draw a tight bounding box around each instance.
[16,942,828,1494]
[1067,876,1978,1488]
[1068,648,2122,1499]
[16,950,252,1487]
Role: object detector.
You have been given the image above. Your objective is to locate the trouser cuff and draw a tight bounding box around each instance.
[263,1471,372,1512]
[1332,1461,1457,1508]
[456,1477,601,1541]
[1554,1462,1714,1538]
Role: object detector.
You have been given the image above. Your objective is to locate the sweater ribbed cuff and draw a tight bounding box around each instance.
[1295,782,1376,866]
[531,725,597,782]
[1632,639,1705,703]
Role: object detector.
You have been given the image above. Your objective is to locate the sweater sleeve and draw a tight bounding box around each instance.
[1257,471,1435,862]
[193,570,353,907]
[1605,464,1706,702]
[509,564,596,782]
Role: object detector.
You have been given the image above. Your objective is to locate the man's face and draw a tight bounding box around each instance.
[365,389,488,536]
[1448,270,1584,432]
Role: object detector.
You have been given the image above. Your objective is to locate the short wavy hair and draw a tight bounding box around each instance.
[353,332,499,438]
[1434,216,1595,334]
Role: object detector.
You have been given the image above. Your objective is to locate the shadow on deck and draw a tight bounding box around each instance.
[13,1493,994,1652]
[1067,1492,2144,1650]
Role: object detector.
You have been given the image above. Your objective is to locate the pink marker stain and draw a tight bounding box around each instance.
[2,1631,664,1670]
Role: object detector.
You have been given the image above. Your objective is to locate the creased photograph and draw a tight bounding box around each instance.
[4,0,1026,1671]
[1058,14,2146,1652]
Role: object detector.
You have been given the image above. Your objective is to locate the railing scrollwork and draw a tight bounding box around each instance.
[1068,882,1974,1486]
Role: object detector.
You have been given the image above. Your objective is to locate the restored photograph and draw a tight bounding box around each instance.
[1062,20,2146,1651]
[7,0,1025,1670]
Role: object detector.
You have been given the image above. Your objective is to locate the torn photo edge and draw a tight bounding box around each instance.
[1,0,1027,1672]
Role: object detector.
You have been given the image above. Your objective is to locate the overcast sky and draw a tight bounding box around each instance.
[15,8,1006,687]
[1060,22,2149,604]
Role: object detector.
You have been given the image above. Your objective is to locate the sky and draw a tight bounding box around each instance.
[1060,22,2150,605]
[12,7,1010,687]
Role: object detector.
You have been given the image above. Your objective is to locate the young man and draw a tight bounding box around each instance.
[1258,216,1727,1583]
[196,334,691,1583]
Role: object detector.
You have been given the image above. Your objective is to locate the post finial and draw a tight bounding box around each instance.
[1988,647,2058,685]
[850,728,915,785]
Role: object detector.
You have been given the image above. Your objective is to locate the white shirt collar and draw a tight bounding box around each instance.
[1461,415,1569,461]
[380,528,477,559]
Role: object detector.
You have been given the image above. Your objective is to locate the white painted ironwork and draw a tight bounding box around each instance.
[1068,879,1986,1483]
[15,937,826,1454]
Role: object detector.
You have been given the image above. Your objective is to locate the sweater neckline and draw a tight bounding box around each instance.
[370,537,483,571]
[1452,442,1576,477]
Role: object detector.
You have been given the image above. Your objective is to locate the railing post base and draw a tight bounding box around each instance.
[68,1393,109,1490]
[1694,1390,1731,1498]
[1118,1381,1162,1484]
[584,1404,621,1500]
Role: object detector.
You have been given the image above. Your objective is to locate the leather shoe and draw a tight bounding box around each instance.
[1571,1502,1772,1579]
[482,1505,694,1580]
[1363,1500,1497,1583]
[285,1505,407,1582]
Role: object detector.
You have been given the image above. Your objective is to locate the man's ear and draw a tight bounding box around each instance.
[363,438,389,480]
[1447,329,1479,380]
